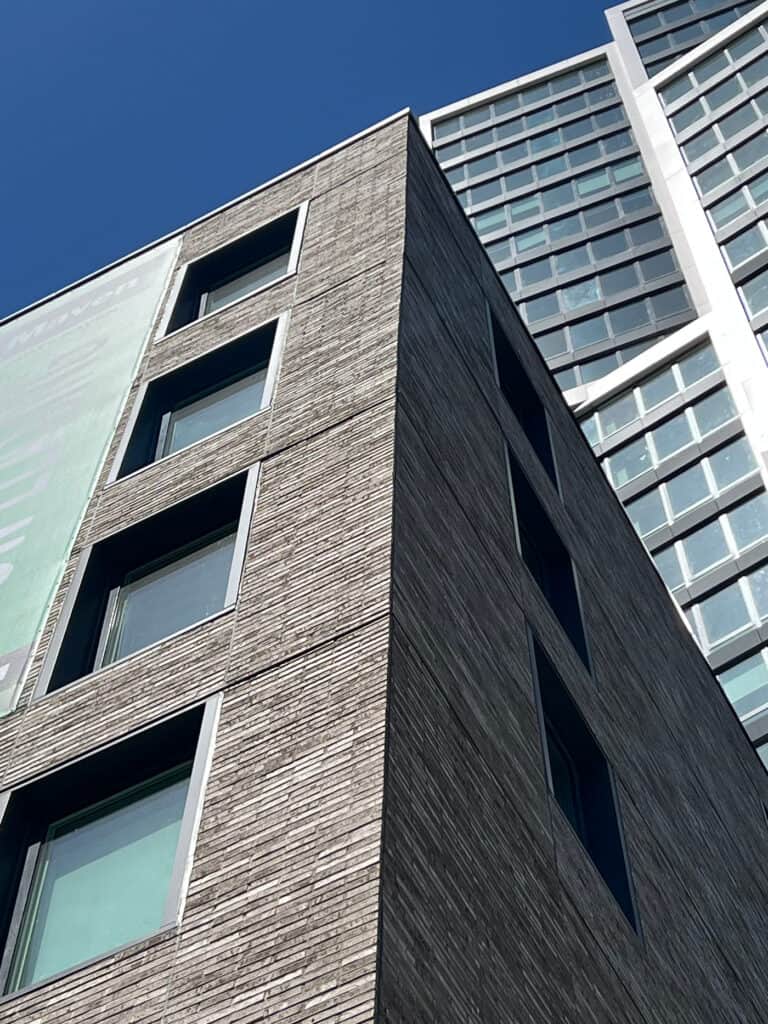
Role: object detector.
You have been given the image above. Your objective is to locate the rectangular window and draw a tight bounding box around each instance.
[530,635,636,927]
[509,456,589,666]
[38,470,257,694]
[165,206,305,333]
[0,701,216,994]
[491,312,557,486]
[116,318,282,479]
[719,649,768,719]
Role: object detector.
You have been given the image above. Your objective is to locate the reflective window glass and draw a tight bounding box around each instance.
[525,293,559,322]
[719,652,768,719]
[205,253,291,315]
[629,218,665,246]
[556,95,586,117]
[570,142,601,167]
[651,287,689,318]
[552,71,583,95]
[696,158,731,194]
[562,278,600,310]
[576,168,610,197]
[536,328,568,358]
[581,415,599,447]
[496,120,523,141]
[705,76,741,112]
[446,167,465,187]
[639,368,677,410]
[682,519,730,576]
[748,564,768,618]
[666,463,711,515]
[583,200,618,228]
[570,314,609,349]
[709,437,758,488]
[679,344,719,385]
[601,265,639,296]
[527,107,556,129]
[543,182,575,210]
[495,95,520,115]
[654,547,685,589]
[580,353,619,382]
[537,155,568,179]
[608,437,652,486]
[504,168,534,191]
[671,100,705,133]
[710,190,750,228]
[486,239,511,265]
[508,196,542,222]
[733,132,768,172]
[472,179,503,204]
[519,257,552,287]
[613,157,643,182]
[592,231,627,260]
[562,118,592,142]
[465,128,495,152]
[693,388,736,435]
[474,208,507,234]
[741,53,768,87]
[742,267,768,315]
[555,244,590,274]
[662,76,692,105]
[464,106,491,127]
[620,188,653,213]
[693,50,729,83]
[652,411,694,461]
[640,251,677,281]
[683,128,719,163]
[698,583,751,645]
[554,367,578,389]
[594,106,624,129]
[549,214,582,240]
[433,117,460,140]
[610,300,651,333]
[627,488,667,535]
[729,492,768,550]
[163,370,267,456]
[467,154,498,177]
[500,142,528,165]
[728,27,763,60]
[720,104,759,141]
[516,226,547,252]
[603,130,633,154]
[599,392,639,436]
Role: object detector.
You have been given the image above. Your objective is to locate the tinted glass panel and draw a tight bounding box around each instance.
[164,370,267,456]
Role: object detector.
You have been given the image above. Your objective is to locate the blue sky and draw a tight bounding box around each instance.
[1,0,611,317]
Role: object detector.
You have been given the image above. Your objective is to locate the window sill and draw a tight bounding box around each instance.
[0,923,178,1004]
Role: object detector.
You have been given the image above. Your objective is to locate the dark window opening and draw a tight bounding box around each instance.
[117,321,277,478]
[166,209,299,333]
[531,636,637,928]
[491,311,557,484]
[509,454,590,667]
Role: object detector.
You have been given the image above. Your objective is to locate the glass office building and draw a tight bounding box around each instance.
[422,0,768,756]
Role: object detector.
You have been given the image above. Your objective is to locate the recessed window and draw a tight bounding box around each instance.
[509,455,589,666]
[38,470,257,695]
[0,701,216,994]
[165,206,305,333]
[490,311,557,485]
[530,635,636,927]
[116,319,281,478]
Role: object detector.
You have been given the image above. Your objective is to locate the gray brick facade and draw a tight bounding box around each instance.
[0,112,767,1022]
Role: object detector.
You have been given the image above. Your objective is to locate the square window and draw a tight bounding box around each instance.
[584,199,619,228]
[570,314,609,349]
[683,128,719,163]
[620,188,653,214]
[741,53,768,88]
[601,264,640,297]
[492,313,557,484]
[598,391,639,437]
[530,637,636,926]
[562,278,601,311]
[719,104,758,141]
[166,208,302,333]
[525,293,560,323]
[709,437,758,489]
[709,191,750,228]
[742,267,768,315]
[666,463,711,516]
[693,388,737,435]
[116,321,278,478]
[627,488,667,535]
[576,168,610,197]
[650,287,689,319]
[591,230,628,261]
[639,368,678,411]
[509,463,589,666]
[446,166,466,187]
[610,300,651,334]
[729,492,768,550]
[39,471,255,693]
[671,99,705,134]
[652,411,694,461]
[579,353,619,383]
[520,257,553,287]
[608,436,652,486]
[698,582,751,646]
[542,182,576,211]
[0,702,215,994]
[679,344,719,385]
[555,244,590,274]
[433,116,461,140]
[733,132,768,173]
[549,214,582,240]
[639,250,676,281]
[536,328,569,358]
[504,168,535,192]
[682,519,730,577]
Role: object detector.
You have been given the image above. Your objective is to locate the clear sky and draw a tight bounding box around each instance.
[0,0,612,318]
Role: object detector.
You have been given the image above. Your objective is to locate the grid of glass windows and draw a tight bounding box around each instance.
[450,130,634,191]
[484,189,656,261]
[432,62,611,142]
[708,167,768,228]
[534,285,691,359]
[688,560,768,649]
[740,265,768,315]
[693,130,768,197]
[468,156,645,232]
[518,250,679,325]
[554,339,661,392]
[722,217,768,268]
[624,436,759,535]
[604,386,739,487]
[581,343,719,446]
[718,646,768,719]
[653,490,768,589]
[439,111,628,175]
[680,90,768,166]
[631,3,761,74]
[660,19,768,106]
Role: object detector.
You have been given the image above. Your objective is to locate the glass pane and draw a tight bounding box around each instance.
[672,100,705,133]
[728,492,768,550]
[709,437,758,489]
[104,531,236,664]
[515,226,547,252]
[639,368,677,410]
[620,188,653,213]
[627,488,667,535]
[542,182,575,211]
[681,519,730,576]
[472,179,504,204]
[724,224,766,267]
[579,353,619,383]
[629,218,665,245]
[758,741,768,770]
[465,128,495,151]
[549,214,582,240]
[554,367,578,390]
[608,436,652,486]
[654,546,685,589]
[530,129,561,154]
[474,208,508,234]
[599,392,639,436]
[748,564,768,619]
[696,158,731,195]
[499,142,528,165]
[743,266,768,315]
[651,287,689,318]
[445,167,465,187]
[508,196,542,223]
[463,105,491,127]
[683,128,719,163]
[537,155,568,179]
[591,231,627,260]
[535,329,568,358]
[719,104,758,141]
[562,278,600,311]
[692,388,736,436]
[652,411,694,461]
[679,344,719,385]
[583,200,618,228]
[719,652,768,718]
[205,252,291,314]
[525,293,559,322]
[705,76,741,112]
[601,265,639,297]
[576,169,610,197]
[10,769,189,990]
[666,463,711,515]
[519,258,552,287]
[503,168,533,192]
[729,26,763,60]
[581,415,599,447]
[570,314,609,349]
[698,583,751,646]
[613,157,643,183]
[546,726,582,835]
[467,154,498,177]
[733,132,768,172]
[610,300,651,333]
[741,52,768,87]
[710,191,750,228]
[662,76,692,104]
[555,244,590,274]
[569,142,601,167]
[164,370,267,456]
